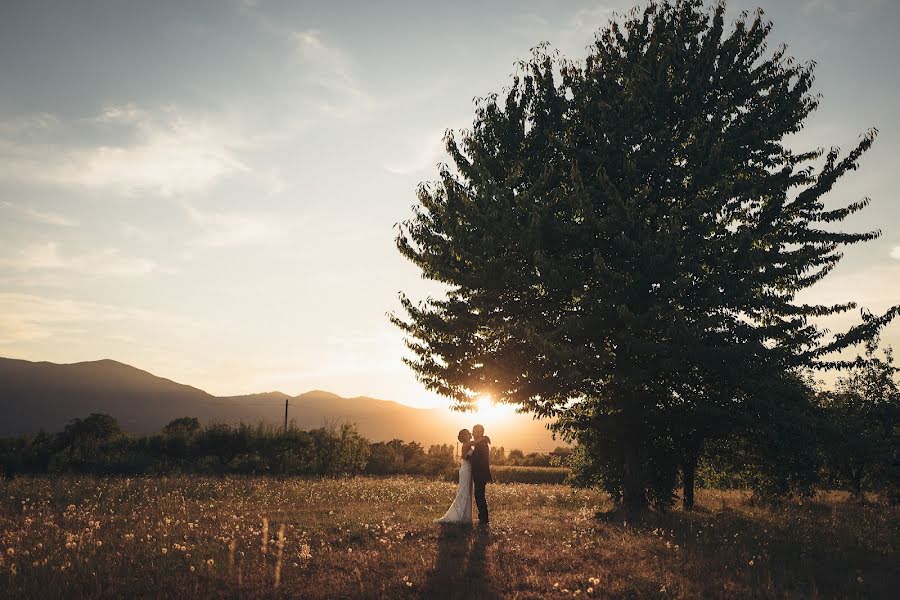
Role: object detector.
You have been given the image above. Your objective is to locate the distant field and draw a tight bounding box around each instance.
[1,476,897,599]
[488,466,569,485]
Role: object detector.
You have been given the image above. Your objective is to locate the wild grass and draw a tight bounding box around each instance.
[0,476,896,599]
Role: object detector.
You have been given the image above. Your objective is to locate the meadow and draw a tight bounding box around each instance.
[1,476,897,599]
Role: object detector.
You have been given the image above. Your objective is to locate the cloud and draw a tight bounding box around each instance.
[0,242,163,278]
[0,292,194,345]
[382,117,470,176]
[511,4,620,58]
[566,5,618,39]
[383,128,449,176]
[237,2,379,122]
[0,106,251,197]
[0,201,79,227]
[290,29,378,119]
[182,202,301,249]
[803,0,887,21]
[121,223,153,241]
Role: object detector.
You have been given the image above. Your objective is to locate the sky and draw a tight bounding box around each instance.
[1,0,898,409]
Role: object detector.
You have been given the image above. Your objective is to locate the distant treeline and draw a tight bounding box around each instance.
[0,414,571,479]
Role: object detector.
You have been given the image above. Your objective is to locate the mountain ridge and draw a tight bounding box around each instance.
[0,356,558,450]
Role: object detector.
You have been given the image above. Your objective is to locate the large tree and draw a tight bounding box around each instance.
[392,0,898,513]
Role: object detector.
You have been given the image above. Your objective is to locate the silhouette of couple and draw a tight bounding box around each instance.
[436,424,492,526]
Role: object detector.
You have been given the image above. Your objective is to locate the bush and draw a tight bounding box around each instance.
[0,415,373,477]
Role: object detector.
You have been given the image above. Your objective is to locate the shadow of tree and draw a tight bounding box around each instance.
[618,499,900,599]
[422,525,499,600]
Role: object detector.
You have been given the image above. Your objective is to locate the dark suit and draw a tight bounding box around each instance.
[470,437,492,524]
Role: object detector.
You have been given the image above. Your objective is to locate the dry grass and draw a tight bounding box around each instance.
[0,476,897,599]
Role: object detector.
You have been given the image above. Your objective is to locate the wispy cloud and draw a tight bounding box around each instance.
[121,223,153,241]
[0,106,251,197]
[512,4,620,58]
[804,0,886,15]
[0,201,79,227]
[182,202,302,249]
[565,5,618,39]
[0,292,194,345]
[382,117,470,176]
[383,127,450,176]
[238,2,379,122]
[290,28,379,119]
[0,242,164,278]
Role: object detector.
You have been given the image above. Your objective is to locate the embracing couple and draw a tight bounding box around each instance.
[436,424,492,526]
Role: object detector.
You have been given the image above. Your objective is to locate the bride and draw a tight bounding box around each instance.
[435,429,475,524]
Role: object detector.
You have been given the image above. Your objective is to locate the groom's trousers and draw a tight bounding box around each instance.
[474,481,488,523]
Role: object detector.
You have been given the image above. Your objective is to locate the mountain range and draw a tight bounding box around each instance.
[0,357,560,451]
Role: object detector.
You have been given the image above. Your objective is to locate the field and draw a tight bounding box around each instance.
[1,476,898,599]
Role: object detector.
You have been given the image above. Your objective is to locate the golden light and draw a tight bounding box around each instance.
[473,394,517,422]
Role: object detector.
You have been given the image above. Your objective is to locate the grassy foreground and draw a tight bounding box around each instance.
[0,476,897,599]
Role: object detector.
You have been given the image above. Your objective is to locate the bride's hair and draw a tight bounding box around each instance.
[457,429,470,443]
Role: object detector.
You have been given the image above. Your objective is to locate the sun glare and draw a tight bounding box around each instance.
[473,394,516,422]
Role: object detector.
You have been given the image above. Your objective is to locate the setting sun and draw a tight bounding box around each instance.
[473,394,517,423]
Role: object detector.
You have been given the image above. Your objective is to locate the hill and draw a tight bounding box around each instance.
[0,357,558,450]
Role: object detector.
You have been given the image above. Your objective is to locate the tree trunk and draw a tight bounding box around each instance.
[682,435,703,511]
[850,465,864,499]
[622,438,646,517]
[682,453,698,511]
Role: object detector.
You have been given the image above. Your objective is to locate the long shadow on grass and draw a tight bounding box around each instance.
[423,525,499,600]
[607,500,899,599]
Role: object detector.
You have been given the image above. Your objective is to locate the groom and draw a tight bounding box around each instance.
[470,424,492,526]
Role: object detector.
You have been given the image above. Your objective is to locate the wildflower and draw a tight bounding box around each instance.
[6,548,13,557]
[206,558,214,567]
[161,547,168,555]
[190,565,195,573]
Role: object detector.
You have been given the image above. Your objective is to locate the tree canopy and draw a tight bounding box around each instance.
[392,0,898,512]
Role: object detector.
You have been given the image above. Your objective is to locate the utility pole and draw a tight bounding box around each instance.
[283,397,289,434]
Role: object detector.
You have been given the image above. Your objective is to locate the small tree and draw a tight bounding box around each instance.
[393,0,898,513]
[58,413,123,470]
[163,417,201,437]
[820,336,900,497]
[489,445,507,465]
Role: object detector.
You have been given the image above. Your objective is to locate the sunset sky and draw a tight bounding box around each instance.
[1,0,898,409]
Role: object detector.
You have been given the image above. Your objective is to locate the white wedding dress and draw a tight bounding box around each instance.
[436,448,473,524]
